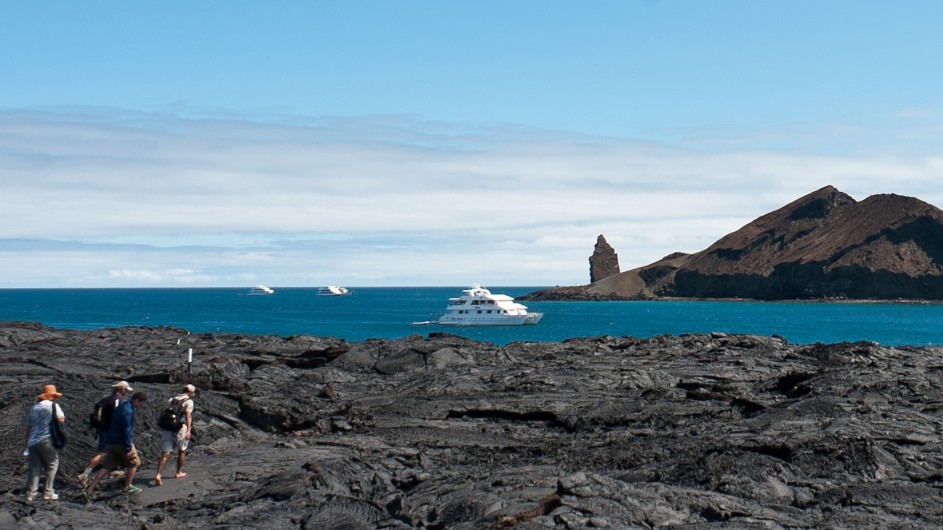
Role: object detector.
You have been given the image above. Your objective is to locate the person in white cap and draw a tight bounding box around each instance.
[154,384,196,485]
[84,391,148,498]
[77,380,132,488]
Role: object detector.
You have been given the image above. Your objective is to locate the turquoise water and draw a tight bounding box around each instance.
[1,287,942,346]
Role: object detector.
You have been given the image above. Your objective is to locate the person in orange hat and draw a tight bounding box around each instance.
[24,384,67,502]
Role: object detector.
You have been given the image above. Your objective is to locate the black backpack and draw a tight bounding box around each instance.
[88,396,114,432]
[50,403,68,449]
[158,397,191,432]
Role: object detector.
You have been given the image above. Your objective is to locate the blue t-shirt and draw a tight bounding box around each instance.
[26,400,65,448]
[105,398,135,452]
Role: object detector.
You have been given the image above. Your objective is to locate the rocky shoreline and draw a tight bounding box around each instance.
[3,322,943,529]
[522,287,943,305]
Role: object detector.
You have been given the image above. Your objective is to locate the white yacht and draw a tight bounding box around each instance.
[436,284,542,326]
[318,285,349,296]
[248,285,275,295]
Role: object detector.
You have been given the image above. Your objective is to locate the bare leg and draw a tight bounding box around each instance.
[154,452,170,485]
[87,452,104,470]
[80,452,105,486]
[124,466,137,489]
[86,467,109,494]
[175,451,187,478]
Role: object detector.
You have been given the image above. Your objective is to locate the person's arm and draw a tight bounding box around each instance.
[122,408,134,452]
[24,407,34,447]
[184,408,192,439]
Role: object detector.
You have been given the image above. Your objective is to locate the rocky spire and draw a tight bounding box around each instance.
[589,234,620,283]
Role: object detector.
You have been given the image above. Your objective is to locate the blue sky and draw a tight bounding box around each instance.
[2,1,943,287]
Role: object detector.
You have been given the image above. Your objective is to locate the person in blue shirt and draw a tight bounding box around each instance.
[77,380,132,488]
[83,390,147,499]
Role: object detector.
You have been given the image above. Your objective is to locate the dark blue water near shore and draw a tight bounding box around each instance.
[2,287,943,346]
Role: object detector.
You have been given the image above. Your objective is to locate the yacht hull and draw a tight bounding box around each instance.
[438,312,542,326]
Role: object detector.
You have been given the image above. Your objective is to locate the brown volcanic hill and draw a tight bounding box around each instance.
[525,186,943,301]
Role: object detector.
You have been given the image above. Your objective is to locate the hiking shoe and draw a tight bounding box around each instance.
[43,491,59,500]
[77,473,88,488]
[81,489,93,503]
[124,485,142,494]
[25,492,36,502]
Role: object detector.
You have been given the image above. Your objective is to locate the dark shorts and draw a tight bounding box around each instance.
[96,432,108,452]
[100,443,141,470]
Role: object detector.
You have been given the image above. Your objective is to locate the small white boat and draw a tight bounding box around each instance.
[318,285,349,296]
[248,285,275,295]
[436,284,542,326]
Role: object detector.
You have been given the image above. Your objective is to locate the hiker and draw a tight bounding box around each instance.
[154,384,196,485]
[24,384,67,502]
[77,380,132,488]
[83,390,147,499]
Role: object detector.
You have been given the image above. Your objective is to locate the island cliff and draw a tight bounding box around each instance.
[526,186,943,301]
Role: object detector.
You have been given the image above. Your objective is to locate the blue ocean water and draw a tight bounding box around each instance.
[2,287,943,346]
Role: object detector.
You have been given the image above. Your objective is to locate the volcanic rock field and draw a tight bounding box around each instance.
[3,322,943,529]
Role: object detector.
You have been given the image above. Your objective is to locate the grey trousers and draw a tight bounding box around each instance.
[27,439,59,495]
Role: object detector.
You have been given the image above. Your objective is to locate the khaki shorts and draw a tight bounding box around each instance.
[160,428,189,453]
[101,443,141,470]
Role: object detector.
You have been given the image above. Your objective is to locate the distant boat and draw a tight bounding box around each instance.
[248,285,275,295]
[318,285,349,296]
[434,284,542,326]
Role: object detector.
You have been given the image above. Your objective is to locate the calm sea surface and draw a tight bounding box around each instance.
[2,287,943,346]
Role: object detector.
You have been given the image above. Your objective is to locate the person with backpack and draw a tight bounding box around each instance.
[77,380,132,488]
[82,390,148,500]
[154,384,195,486]
[24,384,67,502]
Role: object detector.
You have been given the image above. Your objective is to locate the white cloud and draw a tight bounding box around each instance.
[107,269,164,282]
[1,106,942,287]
